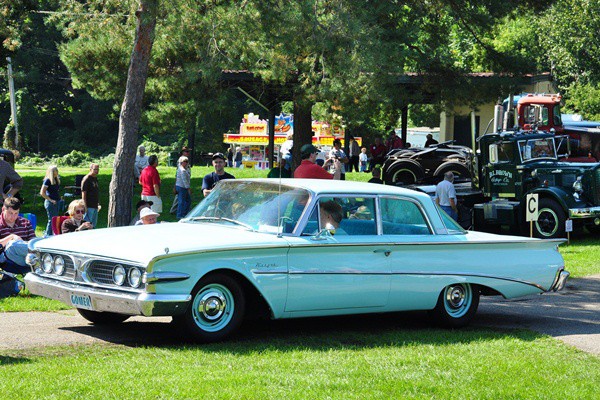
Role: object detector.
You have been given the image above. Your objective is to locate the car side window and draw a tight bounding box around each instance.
[301,197,377,236]
[380,197,431,235]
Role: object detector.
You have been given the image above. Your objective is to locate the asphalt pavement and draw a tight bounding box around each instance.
[0,274,598,355]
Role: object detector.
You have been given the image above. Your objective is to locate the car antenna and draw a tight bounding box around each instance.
[276,146,284,238]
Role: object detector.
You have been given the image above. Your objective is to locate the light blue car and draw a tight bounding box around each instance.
[24,179,569,342]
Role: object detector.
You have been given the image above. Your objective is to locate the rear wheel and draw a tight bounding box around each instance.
[429,283,479,328]
[433,161,471,182]
[533,198,566,239]
[77,309,130,324]
[173,273,245,343]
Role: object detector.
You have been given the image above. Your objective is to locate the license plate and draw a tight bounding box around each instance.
[70,294,93,310]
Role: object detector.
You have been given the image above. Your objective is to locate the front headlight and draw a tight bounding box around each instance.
[53,256,65,275]
[113,265,126,286]
[573,176,583,193]
[128,267,142,288]
[42,253,54,273]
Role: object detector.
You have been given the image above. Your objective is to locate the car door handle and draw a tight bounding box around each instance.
[373,249,391,257]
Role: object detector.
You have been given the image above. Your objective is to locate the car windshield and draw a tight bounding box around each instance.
[183,181,311,234]
[518,138,557,162]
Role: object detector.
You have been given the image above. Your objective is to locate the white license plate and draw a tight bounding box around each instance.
[70,294,93,310]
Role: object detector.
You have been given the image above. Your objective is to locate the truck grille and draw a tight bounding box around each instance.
[594,168,600,204]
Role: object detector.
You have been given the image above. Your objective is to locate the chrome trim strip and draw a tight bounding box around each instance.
[255,270,548,291]
[144,271,190,283]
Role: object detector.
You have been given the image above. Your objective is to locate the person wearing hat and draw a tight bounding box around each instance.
[135,207,160,225]
[294,144,341,180]
[202,152,235,197]
[170,147,193,215]
[130,199,154,225]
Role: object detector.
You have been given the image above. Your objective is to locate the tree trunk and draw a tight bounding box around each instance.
[292,97,313,170]
[108,0,158,227]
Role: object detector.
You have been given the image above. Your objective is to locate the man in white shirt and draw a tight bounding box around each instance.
[435,171,458,221]
[134,145,149,179]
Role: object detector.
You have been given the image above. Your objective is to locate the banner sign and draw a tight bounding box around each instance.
[224,134,361,147]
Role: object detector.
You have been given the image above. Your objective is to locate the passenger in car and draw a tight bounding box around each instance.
[319,200,346,235]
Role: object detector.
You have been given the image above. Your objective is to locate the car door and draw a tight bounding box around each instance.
[379,196,444,310]
[284,196,391,313]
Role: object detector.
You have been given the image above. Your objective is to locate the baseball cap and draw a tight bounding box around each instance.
[140,207,159,219]
[212,152,226,160]
[300,144,319,157]
[135,200,153,209]
[181,146,192,152]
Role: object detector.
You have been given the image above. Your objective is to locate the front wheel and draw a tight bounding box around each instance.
[533,198,566,239]
[77,309,130,324]
[429,283,480,328]
[173,273,245,343]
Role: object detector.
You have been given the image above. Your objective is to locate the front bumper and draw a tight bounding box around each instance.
[24,273,191,316]
[569,206,600,219]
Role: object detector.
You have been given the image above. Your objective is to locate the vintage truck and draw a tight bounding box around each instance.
[469,130,600,238]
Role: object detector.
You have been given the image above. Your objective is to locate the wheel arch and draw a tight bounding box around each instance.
[526,187,570,213]
[194,268,274,320]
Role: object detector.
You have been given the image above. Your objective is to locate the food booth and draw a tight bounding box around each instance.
[223,114,360,169]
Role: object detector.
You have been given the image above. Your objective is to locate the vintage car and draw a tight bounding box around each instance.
[382,141,475,186]
[24,179,569,342]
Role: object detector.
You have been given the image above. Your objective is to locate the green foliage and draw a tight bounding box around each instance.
[56,150,93,167]
[562,82,600,121]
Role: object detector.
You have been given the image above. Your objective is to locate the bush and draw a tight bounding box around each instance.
[57,150,93,167]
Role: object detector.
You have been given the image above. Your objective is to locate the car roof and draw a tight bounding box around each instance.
[234,178,432,201]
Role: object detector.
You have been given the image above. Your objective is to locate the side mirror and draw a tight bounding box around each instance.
[312,223,336,240]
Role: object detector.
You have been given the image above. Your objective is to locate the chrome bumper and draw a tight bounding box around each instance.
[569,206,600,219]
[24,273,191,316]
[549,269,570,292]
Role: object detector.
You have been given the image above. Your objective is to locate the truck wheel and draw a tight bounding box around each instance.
[434,161,471,182]
[77,309,130,324]
[173,273,245,343]
[384,160,424,185]
[429,283,480,328]
[534,198,566,239]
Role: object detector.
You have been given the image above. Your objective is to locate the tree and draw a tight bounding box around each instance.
[108,0,158,227]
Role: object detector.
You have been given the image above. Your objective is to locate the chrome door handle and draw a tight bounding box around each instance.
[373,249,391,257]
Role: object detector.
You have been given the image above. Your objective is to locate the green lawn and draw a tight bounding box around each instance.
[0,327,598,399]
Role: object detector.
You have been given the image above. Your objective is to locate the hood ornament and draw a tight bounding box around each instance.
[164,247,170,255]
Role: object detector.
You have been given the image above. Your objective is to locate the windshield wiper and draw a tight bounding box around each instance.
[187,216,254,231]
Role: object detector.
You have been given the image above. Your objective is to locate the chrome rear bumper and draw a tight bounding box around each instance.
[24,273,190,316]
[549,269,570,292]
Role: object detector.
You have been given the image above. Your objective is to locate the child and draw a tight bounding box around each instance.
[359,147,368,172]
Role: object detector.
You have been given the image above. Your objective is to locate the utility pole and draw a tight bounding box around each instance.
[6,57,19,149]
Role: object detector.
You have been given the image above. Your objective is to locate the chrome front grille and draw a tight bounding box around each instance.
[63,257,76,279]
[88,260,116,285]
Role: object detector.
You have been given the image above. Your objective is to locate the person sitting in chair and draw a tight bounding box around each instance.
[61,199,93,234]
[0,198,36,274]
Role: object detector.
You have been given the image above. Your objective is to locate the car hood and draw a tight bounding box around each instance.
[31,222,289,265]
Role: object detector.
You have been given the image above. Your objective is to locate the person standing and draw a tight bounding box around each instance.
[348,136,361,173]
[227,147,234,167]
[385,130,403,153]
[81,163,100,228]
[170,146,193,215]
[369,137,387,171]
[234,147,243,168]
[328,139,349,180]
[39,165,61,236]
[435,171,458,221]
[0,158,23,200]
[139,155,162,213]
[294,144,341,180]
[359,147,368,172]
[202,153,235,197]
[134,145,149,179]
[424,134,439,147]
[175,155,192,219]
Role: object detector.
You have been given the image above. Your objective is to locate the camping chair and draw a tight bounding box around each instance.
[64,174,85,198]
[51,216,70,235]
[18,213,37,230]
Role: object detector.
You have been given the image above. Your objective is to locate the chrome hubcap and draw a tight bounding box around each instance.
[198,291,226,321]
[446,286,466,309]
[536,208,559,237]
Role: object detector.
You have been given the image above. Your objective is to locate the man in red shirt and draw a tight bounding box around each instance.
[369,137,387,171]
[294,144,342,180]
[386,131,404,152]
[139,155,162,213]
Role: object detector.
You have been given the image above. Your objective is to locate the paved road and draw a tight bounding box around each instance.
[1,275,598,354]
